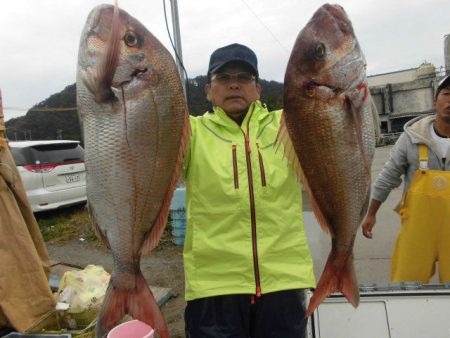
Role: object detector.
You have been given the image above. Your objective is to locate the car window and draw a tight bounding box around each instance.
[11,143,84,165]
[10,147,28,166]
[31,144,84,164]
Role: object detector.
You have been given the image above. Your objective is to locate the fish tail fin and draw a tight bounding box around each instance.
[306,253,359,316]
[96,272,169,338]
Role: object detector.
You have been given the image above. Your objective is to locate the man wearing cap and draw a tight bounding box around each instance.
[182,43,315,337]
[362,74,450,283]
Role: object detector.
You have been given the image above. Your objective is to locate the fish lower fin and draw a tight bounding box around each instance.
[88,202,110,249]
[96,272,169,338]
[306,252,360,316]
[140,109,191,254]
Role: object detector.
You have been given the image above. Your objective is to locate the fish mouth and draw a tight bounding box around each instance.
[304,57,367,96]
[113,67,149,87]
[304,80,343,95]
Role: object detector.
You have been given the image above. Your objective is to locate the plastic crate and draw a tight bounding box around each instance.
[23,309,96,338]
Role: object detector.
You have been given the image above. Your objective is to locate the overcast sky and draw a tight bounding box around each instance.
[1,0,449,121]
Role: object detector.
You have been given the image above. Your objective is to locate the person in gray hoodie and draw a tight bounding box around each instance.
[362,74,450,283]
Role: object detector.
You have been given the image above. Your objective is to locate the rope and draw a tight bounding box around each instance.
[0,89,6,150]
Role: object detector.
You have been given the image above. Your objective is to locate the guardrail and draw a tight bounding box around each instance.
[380,132,402,145]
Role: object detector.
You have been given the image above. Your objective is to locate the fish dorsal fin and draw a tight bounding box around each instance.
[140,110,191,254]
[274,112,303,179]
[275,112,333,236]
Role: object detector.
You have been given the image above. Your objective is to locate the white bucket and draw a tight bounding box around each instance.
[107,320,154,338]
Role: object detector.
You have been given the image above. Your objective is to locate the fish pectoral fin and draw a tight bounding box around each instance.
[347,82,368,111]
[346,85,371,177]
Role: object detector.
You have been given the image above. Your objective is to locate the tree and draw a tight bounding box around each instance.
[5,78,284,141]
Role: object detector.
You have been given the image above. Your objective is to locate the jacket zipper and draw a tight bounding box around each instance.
[242,121,261,299]
[256,143,266,187]
[232,144,239,189]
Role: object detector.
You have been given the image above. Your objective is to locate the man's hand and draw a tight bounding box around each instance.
[361,214,376,239]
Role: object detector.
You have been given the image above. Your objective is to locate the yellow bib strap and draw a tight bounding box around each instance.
[418,144,428,170]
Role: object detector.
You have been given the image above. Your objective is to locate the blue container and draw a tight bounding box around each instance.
[170,187,186,210]
[170,187,186,246]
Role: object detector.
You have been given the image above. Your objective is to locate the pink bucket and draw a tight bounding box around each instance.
[107,320,155,338]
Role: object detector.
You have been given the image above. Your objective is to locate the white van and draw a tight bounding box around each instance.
[9,140,87,212]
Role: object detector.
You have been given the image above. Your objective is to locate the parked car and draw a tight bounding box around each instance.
[9,140,87,212]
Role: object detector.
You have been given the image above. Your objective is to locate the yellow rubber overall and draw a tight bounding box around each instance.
[392,144,450,283]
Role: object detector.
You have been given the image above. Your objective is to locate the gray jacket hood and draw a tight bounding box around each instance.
[404,114,442,158]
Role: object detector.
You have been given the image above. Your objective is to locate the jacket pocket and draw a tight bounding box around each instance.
[256,143,266,187]
[232,144,239,189]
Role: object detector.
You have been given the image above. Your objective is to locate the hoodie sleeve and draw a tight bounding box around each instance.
[371,133,410,202]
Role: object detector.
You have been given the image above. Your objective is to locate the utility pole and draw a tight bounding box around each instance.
[56,129,63,140]
[169,0,187,99]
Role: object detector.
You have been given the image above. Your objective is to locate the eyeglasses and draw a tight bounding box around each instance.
[211,72,256,84]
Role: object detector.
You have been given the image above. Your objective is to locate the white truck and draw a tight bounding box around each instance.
[306,282,450,338]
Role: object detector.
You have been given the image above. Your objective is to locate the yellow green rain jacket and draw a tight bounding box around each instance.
[182,100,315,301]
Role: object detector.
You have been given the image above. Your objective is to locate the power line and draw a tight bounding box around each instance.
[239,0,290,54]
[162,0,191,103]
[4,107,77,112]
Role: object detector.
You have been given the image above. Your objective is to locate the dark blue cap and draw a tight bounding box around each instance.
[208,43,258,77]
[436,74,450,98]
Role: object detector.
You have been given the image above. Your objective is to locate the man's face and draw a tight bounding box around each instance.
[435,86,450,123]
[204,63,262,121]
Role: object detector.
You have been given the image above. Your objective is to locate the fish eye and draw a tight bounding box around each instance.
[315,43,326,58]
[124,31,138,47]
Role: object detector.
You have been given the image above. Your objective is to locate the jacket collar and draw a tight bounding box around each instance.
[204,100,269,130]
